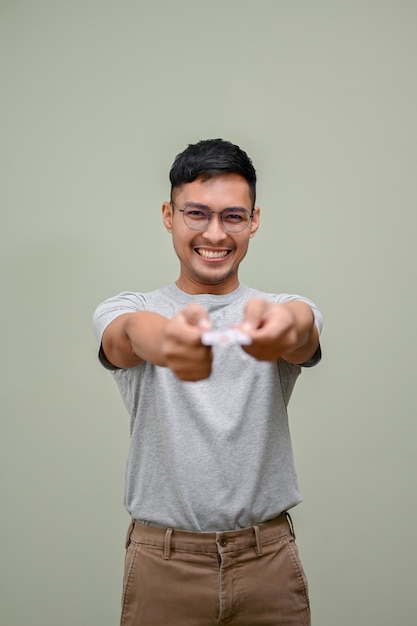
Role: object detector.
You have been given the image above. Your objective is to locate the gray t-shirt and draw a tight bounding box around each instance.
[93,283,323,531]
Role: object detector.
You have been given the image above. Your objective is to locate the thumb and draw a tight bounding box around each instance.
[181,304,211,329]
[241,297,269,332]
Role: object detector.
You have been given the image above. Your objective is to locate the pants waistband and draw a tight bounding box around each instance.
[127,513,294,559]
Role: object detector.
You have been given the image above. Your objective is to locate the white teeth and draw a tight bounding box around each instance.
[197,249,229,259]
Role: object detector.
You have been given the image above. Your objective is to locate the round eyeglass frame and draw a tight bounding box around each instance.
[170,202,254,233]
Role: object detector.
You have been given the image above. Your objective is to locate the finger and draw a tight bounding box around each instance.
[181,304,211,330]
[240,297,270,332]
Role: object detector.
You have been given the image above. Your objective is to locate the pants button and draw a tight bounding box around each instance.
[219,538,227,547]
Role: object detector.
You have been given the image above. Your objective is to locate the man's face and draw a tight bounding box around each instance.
[162,173,260,295]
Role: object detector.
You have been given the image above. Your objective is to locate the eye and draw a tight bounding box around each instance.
[184,206,210,219]
[222,209,247,224]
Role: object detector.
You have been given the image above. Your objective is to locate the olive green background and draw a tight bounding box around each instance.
[1,1,416,624]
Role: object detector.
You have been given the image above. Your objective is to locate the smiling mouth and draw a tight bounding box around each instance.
[195,248,231,259]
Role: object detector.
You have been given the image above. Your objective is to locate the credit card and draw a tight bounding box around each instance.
[201,327,252,346]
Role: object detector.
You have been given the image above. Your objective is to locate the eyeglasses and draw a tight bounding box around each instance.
[171,202,254,233]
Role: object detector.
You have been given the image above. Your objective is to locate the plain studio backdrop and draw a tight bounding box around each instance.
[1,1,416,625]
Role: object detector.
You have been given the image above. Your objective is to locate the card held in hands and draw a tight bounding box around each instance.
[201,327,252,346]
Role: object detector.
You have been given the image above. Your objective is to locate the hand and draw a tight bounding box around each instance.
[239,297,314,362]
[162,304,213,381]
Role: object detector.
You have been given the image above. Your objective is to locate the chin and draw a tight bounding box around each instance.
[197,271,235,286]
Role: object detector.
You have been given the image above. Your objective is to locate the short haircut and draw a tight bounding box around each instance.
[169,138,257,204]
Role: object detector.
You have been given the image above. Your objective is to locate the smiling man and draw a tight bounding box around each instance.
[93,139,323,626]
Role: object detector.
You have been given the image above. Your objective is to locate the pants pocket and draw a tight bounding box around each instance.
[285,536,310,611]
[120,539,139,624]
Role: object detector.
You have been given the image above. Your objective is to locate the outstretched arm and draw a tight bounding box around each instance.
[240,298,320,364]
[101,304,213,381]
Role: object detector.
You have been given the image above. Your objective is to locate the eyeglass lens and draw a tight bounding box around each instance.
[183,205,251,232]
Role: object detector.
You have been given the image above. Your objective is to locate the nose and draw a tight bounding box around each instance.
[201,213,227,241]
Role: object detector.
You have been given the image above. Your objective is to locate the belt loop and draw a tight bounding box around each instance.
[253,525,263,556]
[285,512,296,539]
[163,528,173,560]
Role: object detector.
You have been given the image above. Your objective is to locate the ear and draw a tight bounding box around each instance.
[162,202,173,233]
[249,206,260,238]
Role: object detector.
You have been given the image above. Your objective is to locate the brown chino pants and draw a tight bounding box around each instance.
[121,513,310,626]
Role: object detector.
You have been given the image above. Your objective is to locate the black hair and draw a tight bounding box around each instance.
[169,138,257,204]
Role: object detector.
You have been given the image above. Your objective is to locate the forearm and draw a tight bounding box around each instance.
[124,311,170,366]
[102,311,169,369]
[278,301,318,363]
